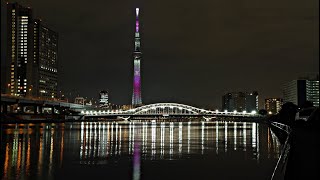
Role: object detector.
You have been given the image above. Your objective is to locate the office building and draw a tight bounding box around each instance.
[6,3,33,96]
[222,91,258,112]
[265,98,283,114]
[6,3,58,98]
[283,78,319,107]
[99,90,109,107]
[33,19,58,98]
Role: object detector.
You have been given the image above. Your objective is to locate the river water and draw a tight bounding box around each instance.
[0,121,281,180]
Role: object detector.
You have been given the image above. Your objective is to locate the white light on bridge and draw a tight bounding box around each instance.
[224,110,228,113]
[233,110,237,113]
[242,111,246,114]
[251,110,257,114]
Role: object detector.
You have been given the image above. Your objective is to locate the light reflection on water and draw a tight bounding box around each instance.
[1,121,281,180]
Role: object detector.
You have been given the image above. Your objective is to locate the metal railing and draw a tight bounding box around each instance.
[270,121,292,180]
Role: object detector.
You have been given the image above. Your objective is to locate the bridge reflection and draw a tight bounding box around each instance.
[1,121,282,179]
[77,121,281,163]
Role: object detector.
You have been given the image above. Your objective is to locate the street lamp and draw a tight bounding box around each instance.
[7,83,10,95]
[28,85,33,98]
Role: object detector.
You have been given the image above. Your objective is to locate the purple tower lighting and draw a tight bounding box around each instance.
[132,8,142,106]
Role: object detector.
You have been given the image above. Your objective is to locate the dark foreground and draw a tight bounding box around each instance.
[284,125,320,179]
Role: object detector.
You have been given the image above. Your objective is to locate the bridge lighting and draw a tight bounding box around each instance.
[215,109,219,112]
[251,110,256,114]
[103,110,106,114]
[242,111,246,114]
[224,110,228,113]
[81,111,84,114]
[233,110,237,113]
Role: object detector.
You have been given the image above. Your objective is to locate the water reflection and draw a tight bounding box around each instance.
[1,123,65,179]
[1,121,281,180]
[76,121,281,161]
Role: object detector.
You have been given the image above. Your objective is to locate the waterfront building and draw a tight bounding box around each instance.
[99,90,109,107]
[222,91,258,112]
[283,77,319,107]
[265,98,283,114]
[132,8,142,106]
[6,3,58,98]
[33,19,58,98]
[245,91,259,112]
[6,3,33,97]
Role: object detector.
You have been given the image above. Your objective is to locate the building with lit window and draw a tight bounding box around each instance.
[74,97,85,105]
[265,98,283,115]
[33,19,58,98]
[222,91,258,112]
[99,90,109,107]
[283,77,319,107]
[6,3,33,97]
[6,3,58,98]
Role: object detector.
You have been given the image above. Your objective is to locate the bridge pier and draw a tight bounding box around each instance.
[51,106,55,115]
[33,105,37,114]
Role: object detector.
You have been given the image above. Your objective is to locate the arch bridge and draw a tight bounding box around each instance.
[81,103,260,119]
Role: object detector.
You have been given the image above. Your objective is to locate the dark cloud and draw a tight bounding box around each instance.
[1,0,319,108]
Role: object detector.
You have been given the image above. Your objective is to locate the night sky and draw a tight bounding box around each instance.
[1,0,319,109]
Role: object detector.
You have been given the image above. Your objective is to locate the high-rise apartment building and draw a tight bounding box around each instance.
[6,3,33,97]
[265,98,283,114]
[6,3,58,98]
[33,19,58,98]
[283,78,319,107]
[222,91,258,112]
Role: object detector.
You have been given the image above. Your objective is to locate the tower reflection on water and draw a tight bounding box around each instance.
[1,121,281,179]
[78,122,280,163]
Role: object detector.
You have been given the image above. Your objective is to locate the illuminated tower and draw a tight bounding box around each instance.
[132,8,142,105]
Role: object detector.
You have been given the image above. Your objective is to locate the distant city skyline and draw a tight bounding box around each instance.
[1,0,319,108]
